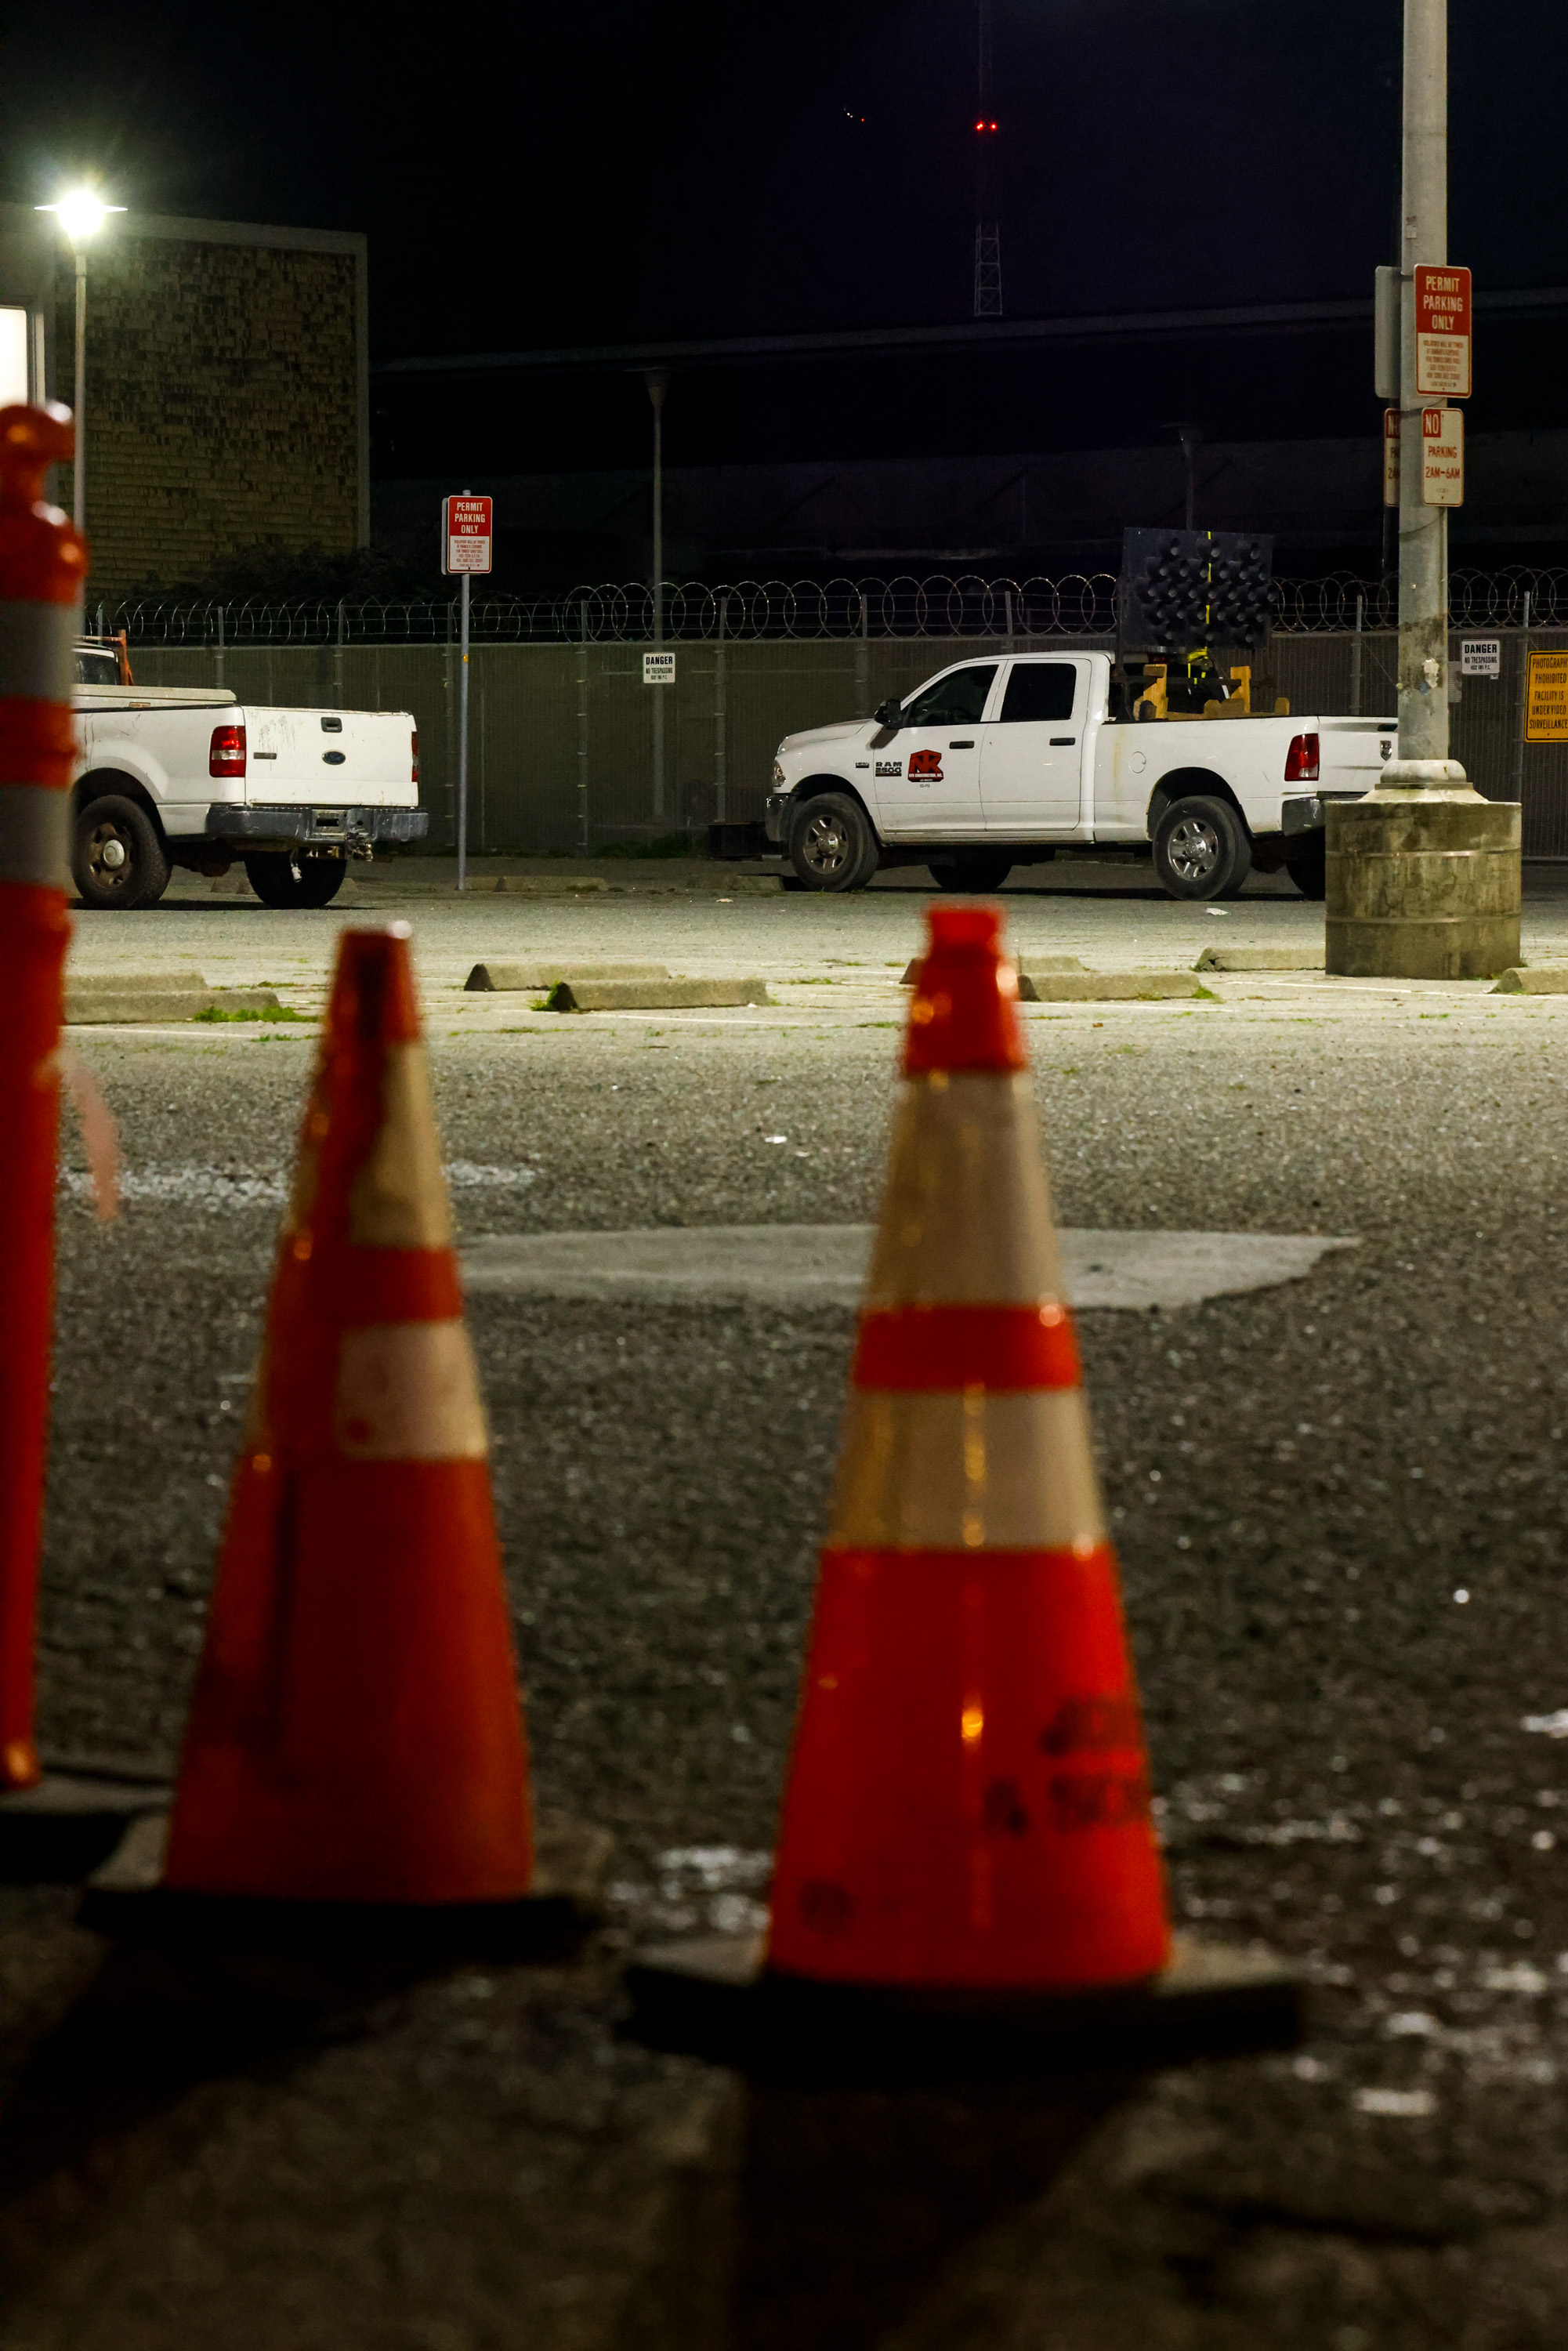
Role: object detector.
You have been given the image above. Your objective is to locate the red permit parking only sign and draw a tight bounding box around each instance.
[1414,266,1472,400]
[442,494,493,576]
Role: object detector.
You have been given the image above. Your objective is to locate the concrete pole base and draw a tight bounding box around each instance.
[1326,790,1522,980]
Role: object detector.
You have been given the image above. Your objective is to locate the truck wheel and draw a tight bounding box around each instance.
[789,794,878,892]
[1153,795,1250,902]
[1286,832,1327,900]
[930,852,1013,893]
[244,852,347,908]
[72,793,172,911]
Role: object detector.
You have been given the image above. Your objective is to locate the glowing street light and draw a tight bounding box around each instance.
[35,190,126,534]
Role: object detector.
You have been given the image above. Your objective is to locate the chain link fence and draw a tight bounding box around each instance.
[107,577,1568,860]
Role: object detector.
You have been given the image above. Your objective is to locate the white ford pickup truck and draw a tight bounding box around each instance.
[763,648,1394,901]
[70,641,428,909]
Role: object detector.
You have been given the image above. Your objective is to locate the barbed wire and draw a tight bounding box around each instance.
[93,567,1568,647]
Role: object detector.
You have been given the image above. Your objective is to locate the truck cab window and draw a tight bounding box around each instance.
[903,665,998,728]
[998,663,1077,723]
[74,648,121,686]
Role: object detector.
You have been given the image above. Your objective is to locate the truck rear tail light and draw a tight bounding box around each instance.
[209,723,247,777]
[411,730,420,784]
[1284,731,1320,783]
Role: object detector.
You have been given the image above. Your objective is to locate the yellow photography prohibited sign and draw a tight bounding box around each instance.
[1526,652,1568,743]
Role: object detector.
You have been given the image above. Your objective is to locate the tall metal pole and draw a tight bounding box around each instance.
[646,371,668,822]
[578,595,591,856]
[72,251,87,537]
[714,591,728,824]
[457,569,471,893]
[1327,0,1517,981]
[1512,589,1531,806]
[1395,0,1453,771]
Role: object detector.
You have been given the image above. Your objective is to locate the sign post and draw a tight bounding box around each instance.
[441,494,493,891]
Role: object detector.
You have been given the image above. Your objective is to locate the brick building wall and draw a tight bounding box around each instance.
[0,208,368,599]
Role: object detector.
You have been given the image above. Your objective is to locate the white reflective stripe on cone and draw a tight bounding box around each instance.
[828,1386,1106,1552]
[334,1321,488,1461]
[0,784,69,887]
[864,1070,1067,1310]
[0,601,81,705]
[349,1043,456,1250]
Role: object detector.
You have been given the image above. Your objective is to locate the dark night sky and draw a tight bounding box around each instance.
[1,0,1559,360]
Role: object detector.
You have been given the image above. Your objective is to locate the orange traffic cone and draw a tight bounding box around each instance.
[766,902,1169,1988]
[0,406,85,1793]
[161,926,533,1904]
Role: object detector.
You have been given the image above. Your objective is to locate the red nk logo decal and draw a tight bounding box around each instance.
[907,749,943,781]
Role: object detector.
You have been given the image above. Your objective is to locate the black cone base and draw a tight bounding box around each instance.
[627,1929,1303,2082]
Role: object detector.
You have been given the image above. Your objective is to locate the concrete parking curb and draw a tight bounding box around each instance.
[900,955,1087,991]
[1492,967,1567,994]
[66,977,288,1023]
[1026,972,1211,1002]
[465,961,671,992]
[1194,947,1327,973]
[545,977,773,1011]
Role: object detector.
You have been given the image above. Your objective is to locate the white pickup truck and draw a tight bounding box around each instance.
[70,641,428,909]
[763,648,1394,901]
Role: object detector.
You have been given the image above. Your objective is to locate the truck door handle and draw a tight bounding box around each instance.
[948,739,975,748]
[1050,736,1076,746]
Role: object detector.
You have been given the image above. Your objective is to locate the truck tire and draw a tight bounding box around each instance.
[930,852,1013,894]
[72,792,172,911]
[1286,831,1327,900]
[1153,795,1251,902]
[244,851,348,908]
[789,793,878,892]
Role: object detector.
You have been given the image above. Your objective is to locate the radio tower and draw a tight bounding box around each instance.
[973,0,1001,317]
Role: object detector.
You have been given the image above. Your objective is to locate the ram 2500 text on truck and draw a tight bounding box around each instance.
[763,649,1392,902]
[70,641,427,909]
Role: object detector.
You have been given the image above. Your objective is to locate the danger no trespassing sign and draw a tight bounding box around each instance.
[643,650,676,685]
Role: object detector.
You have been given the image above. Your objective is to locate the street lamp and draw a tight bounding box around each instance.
[34,190,125,534]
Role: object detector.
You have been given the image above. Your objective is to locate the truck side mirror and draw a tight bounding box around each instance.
[873,698,902,730]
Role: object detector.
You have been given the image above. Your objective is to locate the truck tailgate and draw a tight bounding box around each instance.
[244,709,414,806]
[1319,715,1396,791]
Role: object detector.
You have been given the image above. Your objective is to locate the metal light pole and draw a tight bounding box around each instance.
[646,370,668,822]
[458,488,472,894]
[1326,0,1519,980]
[1394,0,1450,773]
[34,192,125,537]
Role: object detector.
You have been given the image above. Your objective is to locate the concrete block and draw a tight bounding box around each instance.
[901,955,1085,987]
[546,978,773,1012]
[1492,968,1568,994]
[465,961,671,992]
[1193,947,1327,973]
[66,978,286,1024]
[1023,972,1208,1002]
[1326,797,1522,978]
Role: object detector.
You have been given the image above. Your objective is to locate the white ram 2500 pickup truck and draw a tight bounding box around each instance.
[69,641,428,909]
[763,648,1394,902]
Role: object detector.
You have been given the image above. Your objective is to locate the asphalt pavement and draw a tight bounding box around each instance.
[9,853,1568,2348]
